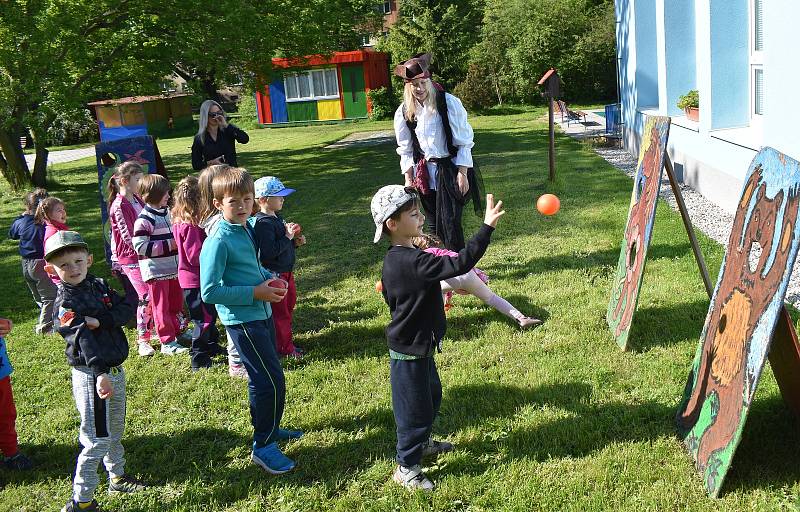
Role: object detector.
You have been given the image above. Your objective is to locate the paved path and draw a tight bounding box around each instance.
[24,146,95,168]
[324,130,394,150]
[557,111,800,306]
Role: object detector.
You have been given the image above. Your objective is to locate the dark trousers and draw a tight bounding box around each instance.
[390,357,442,467]
[183,288,221,368]
[226,318,285,448]
[419,190,439,237]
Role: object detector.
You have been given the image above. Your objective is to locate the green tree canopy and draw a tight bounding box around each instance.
[0,0,376,190]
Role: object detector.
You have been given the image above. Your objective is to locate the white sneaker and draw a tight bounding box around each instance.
[160,340,189,355]
[137,341,155,357]
[392,464,434,491]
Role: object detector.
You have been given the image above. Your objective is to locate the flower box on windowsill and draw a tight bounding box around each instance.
[684,107,699,122]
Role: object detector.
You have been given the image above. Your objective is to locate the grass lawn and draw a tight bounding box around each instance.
[1,112,799,511]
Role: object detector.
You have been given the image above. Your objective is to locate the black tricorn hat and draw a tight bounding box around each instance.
[394,53,432,81]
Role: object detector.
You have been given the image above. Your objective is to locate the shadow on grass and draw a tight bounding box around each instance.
[625,299,709,352]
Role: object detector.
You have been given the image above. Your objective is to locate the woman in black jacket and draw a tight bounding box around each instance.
[191,100,249,170]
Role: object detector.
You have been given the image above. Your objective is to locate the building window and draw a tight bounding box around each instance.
[383,1,391,14]
[750,0,764,119]
[284,69,340,102]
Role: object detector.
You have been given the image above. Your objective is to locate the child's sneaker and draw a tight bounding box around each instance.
[61,500,101,512]
[137,341,155,357]
[251,442,296,474]
[228,362,248,379]
[421,437,453,458]
[283,349,304,360]
[108,474,148,493]
[518,317,543,329]
[161,340,189,355]
[276,428,304,440]
[392,464,434,491]
[4,452,33,470]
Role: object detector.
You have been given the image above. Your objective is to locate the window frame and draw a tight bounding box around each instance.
[283,68,341,103]
[749,0,764,123]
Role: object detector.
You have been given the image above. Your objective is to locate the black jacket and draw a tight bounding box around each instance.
[381,224,493,356]
[253,212,296,273]
[191,124,249,170]
[8,214,45,259]
[55,275,133,375]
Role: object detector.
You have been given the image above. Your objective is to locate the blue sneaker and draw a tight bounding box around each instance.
[251,442,296,474]
[276,428,304,440]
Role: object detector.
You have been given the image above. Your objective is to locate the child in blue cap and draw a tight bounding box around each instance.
[251,176,307,359]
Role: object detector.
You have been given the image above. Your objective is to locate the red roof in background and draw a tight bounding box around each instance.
[88,94,190,106]
[537,68,557,85]
[272,50,388,69]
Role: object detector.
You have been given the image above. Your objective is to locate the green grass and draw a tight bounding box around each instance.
[1,112,799,511]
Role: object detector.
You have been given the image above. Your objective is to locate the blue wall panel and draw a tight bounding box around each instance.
[269,80,288,124]
[634,0,659,108]
[710,0,749,129]
[664,0,697,117]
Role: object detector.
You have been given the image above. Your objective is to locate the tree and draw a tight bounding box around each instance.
[0,0,172,189]
[463,0,616,106]
[163,0,378,103]
[0,0,378,190]
[378,0,485,90]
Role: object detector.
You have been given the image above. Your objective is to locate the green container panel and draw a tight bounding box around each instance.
[287,101,318,122]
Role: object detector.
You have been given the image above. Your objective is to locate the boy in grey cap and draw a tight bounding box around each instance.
[44,231,147,512]
[371,185,505,490]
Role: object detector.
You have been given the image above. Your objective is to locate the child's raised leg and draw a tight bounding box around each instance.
[442,272,542,328]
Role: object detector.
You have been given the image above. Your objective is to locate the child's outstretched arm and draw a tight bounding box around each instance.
[415,194,504,282]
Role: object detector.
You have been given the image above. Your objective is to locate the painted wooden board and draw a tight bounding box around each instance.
[675,147,800,497]
[606,115,671,350]
[95,136,161,263]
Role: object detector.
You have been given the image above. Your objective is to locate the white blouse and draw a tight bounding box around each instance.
[394,93,475,191]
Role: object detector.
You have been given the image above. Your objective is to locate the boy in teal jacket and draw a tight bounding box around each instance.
[200,167,302,474]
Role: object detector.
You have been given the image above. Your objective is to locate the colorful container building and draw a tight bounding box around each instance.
[255,50,390,124]
[88,94,193,141]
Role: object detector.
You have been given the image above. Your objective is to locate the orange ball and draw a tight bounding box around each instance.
[536,193,561,216]
[375,280,383,293]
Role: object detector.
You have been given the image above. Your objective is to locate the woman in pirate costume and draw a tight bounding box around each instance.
[393,53,483,251]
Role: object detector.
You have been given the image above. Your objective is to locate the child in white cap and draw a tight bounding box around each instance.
[371,185,505,491]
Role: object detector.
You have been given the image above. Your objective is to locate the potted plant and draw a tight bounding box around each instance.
[677,90,699,122]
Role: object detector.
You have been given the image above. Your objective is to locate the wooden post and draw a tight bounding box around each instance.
[664,155,713,298]
[548,94,555,182]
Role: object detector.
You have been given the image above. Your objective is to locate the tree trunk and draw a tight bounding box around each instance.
[28,127,49,187]
[201,77,221,104]
[0,127,31,190]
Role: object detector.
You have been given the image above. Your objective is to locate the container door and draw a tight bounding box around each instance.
[341,65,367,118]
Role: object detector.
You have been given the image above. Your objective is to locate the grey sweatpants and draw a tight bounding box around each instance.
[21,258,57,334]
[71,366,127,503]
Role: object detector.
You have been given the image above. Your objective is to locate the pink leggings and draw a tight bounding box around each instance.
[121,265,153,344]
[440,271,524,321]
[147,278,185,344]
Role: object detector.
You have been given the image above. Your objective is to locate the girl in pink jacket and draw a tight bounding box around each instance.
[171,175,225,370]
[413,233,542,328]
[107,162,155,357]
[36,197,69,284]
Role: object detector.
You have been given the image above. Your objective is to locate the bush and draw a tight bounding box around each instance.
[234,94,260,130]
[677,90,699,110]
[367,87,400,121]
[45,108,98,146]
[453,64,497,110]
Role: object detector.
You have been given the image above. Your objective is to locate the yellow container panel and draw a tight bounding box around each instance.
[316,99,342,120]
